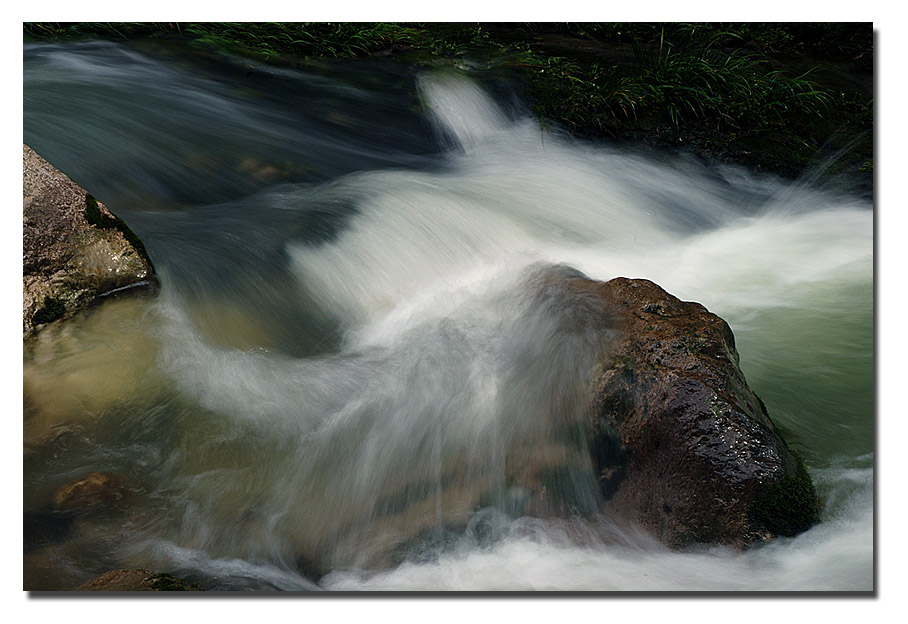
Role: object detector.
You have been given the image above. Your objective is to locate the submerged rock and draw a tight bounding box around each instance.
[581,276,820,547]
[23,144,156,335]
[75,569,204,591]
[53,472,131,516]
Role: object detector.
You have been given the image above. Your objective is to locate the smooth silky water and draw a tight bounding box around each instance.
[22,40,873,591]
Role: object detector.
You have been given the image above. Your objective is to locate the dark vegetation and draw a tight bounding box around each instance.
[24,22,872,191]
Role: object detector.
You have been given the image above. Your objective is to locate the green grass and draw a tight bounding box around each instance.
[530,24,834,136]
[24,22,168,41]
[524,23,870,182]
[23,22,477,60]
[181,22,419,59]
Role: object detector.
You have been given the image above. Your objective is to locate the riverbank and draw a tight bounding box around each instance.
[23,22,873,195]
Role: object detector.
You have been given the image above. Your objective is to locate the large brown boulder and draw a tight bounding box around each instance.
[582,276,819,547]
[23,144,155,335]
[307,272,817,569]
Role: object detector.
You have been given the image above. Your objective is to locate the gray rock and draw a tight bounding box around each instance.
[23,144,155,335]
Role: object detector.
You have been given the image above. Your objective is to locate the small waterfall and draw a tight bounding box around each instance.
[418,72,514,149]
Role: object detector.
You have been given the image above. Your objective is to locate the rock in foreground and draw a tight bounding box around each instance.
[582,276,820,547]
[23,144,155,335]
[317,272,820,567]
[75,569,203,591]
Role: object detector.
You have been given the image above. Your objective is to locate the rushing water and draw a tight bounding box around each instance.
[22,39,873,592]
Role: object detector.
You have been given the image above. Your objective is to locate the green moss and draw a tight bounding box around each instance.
[84,194,154,268]
[148,573,204,591]
[750,456,821,537]
[32,296,66,326]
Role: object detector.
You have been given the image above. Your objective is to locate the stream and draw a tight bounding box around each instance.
[23,38,873,591]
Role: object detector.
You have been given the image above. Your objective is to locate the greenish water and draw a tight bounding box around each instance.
[736,283,874,464]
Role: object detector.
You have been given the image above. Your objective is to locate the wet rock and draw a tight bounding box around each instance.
[75,569,204,591]
[23,144,156,335]
[53,472,131,516]
[581,276,820,547]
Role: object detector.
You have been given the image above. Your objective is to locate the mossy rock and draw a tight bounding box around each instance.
[75,569,205,591]
[750,457,821,538]
[85,194,154,268]
[587,277,822,547]
[23,145,157,335]
[148,573,205,591]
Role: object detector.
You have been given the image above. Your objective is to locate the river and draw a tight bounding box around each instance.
[22,38,873,592]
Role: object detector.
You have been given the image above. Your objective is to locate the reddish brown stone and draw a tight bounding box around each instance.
[75,569,203,591]
[75,569,157,591]
[579,277,817,547]
[53,472,131,515]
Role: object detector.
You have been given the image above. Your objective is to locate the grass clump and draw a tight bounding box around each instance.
[23,22,481,61]
[530,24,833,136]
[180,22,420,59]
[634,26,833,131]
[526,23,870,183]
